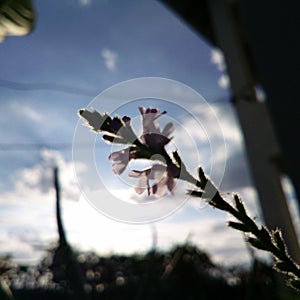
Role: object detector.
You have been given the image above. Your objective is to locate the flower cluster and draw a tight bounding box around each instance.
[79,107,180,196]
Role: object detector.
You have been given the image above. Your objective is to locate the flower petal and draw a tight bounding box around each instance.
[148,164,166,180]
[151,177,167,197]
[109,148,129,161]
[162,122,174,137]
[135,175,150,195]
[138,107,146,115]
[128,167,152,178]
[166,176,176,193]
[112,162,126,175]
[128,170,144,178]
[109,148,131,175]
[139,107,163,135]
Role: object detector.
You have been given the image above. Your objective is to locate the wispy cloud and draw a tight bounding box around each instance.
[78,0,92,7]
[218,74,230,89]
[170,102,245,189]
[211,48,226,72]
[101,48,118,72]
[210,48,230,89]
[12,149,80,199]
[9,101,43,123]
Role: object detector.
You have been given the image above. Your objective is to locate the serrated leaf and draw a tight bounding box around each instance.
[198,167,207,185]
[272,230,286,252]
[287,278,300,291]
[187,190,203,198]
[79,109,112,132]
[233,194,246,215]
[103,135,128,144]
[172,150,181,165]
[274,261,294,273]
[110,116,124,134]
[247,237,270,251]
[259,227,272,243]
[228,221,251,232]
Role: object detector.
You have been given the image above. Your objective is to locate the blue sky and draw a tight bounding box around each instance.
[0,0,280,266]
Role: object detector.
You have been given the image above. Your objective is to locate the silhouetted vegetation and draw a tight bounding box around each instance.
[1,244,288,300]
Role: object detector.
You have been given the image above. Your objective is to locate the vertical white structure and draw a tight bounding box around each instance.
[207,0,300,262]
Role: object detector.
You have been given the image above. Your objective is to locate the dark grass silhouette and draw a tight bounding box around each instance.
[2,244,283,300]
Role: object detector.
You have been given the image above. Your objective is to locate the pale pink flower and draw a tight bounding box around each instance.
[109,148,134,175]
[129,164,177,197]
[139,107,174,149]
[139,107,165,134]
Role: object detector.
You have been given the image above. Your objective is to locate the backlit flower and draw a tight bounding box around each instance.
[109,147,135,175]
[139,107,174,149]
[129,164,177,197]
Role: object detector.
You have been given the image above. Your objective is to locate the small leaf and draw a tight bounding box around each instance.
[233,194,246,215]
[272,229,287,252]
[172,150,182,167]
[259,226,272,243]
[103,135,128,144]
[228,221,251,233]
[247,237,270,251]
[187,189,203,198]
[110,116,124,134]
[274,261,295,273]
[287,278,300,291]
[198,167,207,186]
[79,109,112,132]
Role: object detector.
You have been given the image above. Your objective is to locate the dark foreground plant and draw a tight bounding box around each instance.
[79,106,300,292]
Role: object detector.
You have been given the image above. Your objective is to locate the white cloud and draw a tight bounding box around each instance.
[211,48,226,72]
[210,48,231,89]
[9,101,43,122]
[12,149,81,200]
[101,48,118,72]
[193,103,242,142]
[62,192,263,267]
[78,0,92,7]
[170,102,244,187]
[218,74,230,89]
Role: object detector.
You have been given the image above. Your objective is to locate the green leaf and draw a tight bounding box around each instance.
[103,135,128,144]
[287,278,300,291]
[247,237,270,251]
[198,167,207,185]
[272,229,287,252]
[274,261,295,273]
[233,194,246,215]
[187,190,203,198]
[79,109,111,132]
[259,227,272,243]
[228,221,251,233]
[172,150,181,165]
